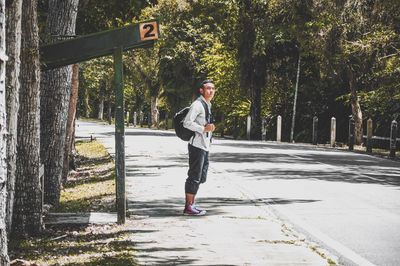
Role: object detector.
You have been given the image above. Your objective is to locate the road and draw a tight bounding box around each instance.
[77,120,400,266]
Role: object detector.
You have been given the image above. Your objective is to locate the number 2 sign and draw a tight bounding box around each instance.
[139,21,159,41]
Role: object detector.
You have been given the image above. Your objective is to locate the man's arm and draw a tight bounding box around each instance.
[183,102,204,133]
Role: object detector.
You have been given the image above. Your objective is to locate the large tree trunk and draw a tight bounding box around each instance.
[347,67,363,145]
[150,95,159,127]
[1,0,10,263]
[250,56,266,140]
[5,0,22,236]
[12,0,43,237]
[62,64,79,185]
[40,0,79,206]
[238,0,265,140]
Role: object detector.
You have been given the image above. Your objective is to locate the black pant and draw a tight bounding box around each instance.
[185,144,209,195]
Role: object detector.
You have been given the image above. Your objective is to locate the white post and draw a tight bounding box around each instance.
[133,112,137,127]
[277,115,282,142]
[247,115,251,140]
[330,117,336,147]
[126,111,129,127]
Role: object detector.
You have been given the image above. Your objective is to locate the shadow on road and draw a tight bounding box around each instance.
[212,142,400,186]
[100,129,176,137]
[128,197,320,218]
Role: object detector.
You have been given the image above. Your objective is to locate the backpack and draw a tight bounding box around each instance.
[173,100,210,141]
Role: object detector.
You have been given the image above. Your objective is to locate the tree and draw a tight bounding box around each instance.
[339,0,400,140]
[130,50,161,127]
[238,0,267,140]
[40,0,79,206]
[5,0,22,235]
[1,0,10,263]
[62,64,80,184]
[12,0,43,237]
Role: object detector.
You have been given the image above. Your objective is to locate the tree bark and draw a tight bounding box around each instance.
[250,56,266,140]
[98,79,105,120]
[62,64,79,185]
[40,0,79,206]
[5,0,22,236]
[108,99,112,124]
[347,67,363,145]
[83,85,90,117]
[150,95,159,127]
[12,0,43,237]
[1,0,10,263]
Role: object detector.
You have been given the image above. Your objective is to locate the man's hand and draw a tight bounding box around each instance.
[204,123,216,133]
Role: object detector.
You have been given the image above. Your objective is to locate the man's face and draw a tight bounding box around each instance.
[200,83,215,102]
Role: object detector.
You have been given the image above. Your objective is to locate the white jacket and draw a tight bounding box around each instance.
[183,96,212,151]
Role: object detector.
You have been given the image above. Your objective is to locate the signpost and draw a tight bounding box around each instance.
[40,20,160,224]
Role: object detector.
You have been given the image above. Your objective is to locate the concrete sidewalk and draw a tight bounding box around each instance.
[97,128,338,265]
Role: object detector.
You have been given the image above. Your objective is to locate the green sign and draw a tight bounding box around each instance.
[40,20,160,70]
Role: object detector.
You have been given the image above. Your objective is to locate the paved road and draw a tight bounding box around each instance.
[77,121,400,266]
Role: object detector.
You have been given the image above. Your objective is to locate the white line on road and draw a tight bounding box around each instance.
[232,177,378,266]
[270,204,377,266]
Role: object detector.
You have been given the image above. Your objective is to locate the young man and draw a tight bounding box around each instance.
[182,79,216,216]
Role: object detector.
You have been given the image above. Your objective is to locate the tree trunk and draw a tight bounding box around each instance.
[250,56,266,140]
[98,100,104,120]
[5,0,22,236]
[40,0,79,206]
[290,55,301,143]
[98,80,105,120]
[12,0,43,237]
[0,0,10,263]
[83,85,90,117]
[62,64,79,185]
[108,98,112,125]
[150,95,159,127]
[347,67,363,145]
[238,0,266,140]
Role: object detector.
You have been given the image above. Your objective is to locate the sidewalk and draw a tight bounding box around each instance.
[98,127,338,265]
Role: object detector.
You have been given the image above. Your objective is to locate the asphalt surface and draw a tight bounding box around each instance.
[76,120,400,266]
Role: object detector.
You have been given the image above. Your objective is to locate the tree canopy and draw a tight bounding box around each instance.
[76,0,400,142]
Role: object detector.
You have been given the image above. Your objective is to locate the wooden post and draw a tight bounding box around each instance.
[113,47,126,224]
[389,120,398,159]
[330,117,336,147]
[277,115,282,142]
[348,115,355,151]
[312,116,318,145]
[366,118,373,153]
[247,115,251,140]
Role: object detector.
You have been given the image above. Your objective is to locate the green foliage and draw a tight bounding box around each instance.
[201,41,248,118]
[75,0,400,140]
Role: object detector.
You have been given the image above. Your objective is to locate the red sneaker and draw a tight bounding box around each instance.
[183,204,206,216]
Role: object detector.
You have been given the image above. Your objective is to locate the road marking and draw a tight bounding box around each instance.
[270,204,377,266]
[220,164,378,266]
